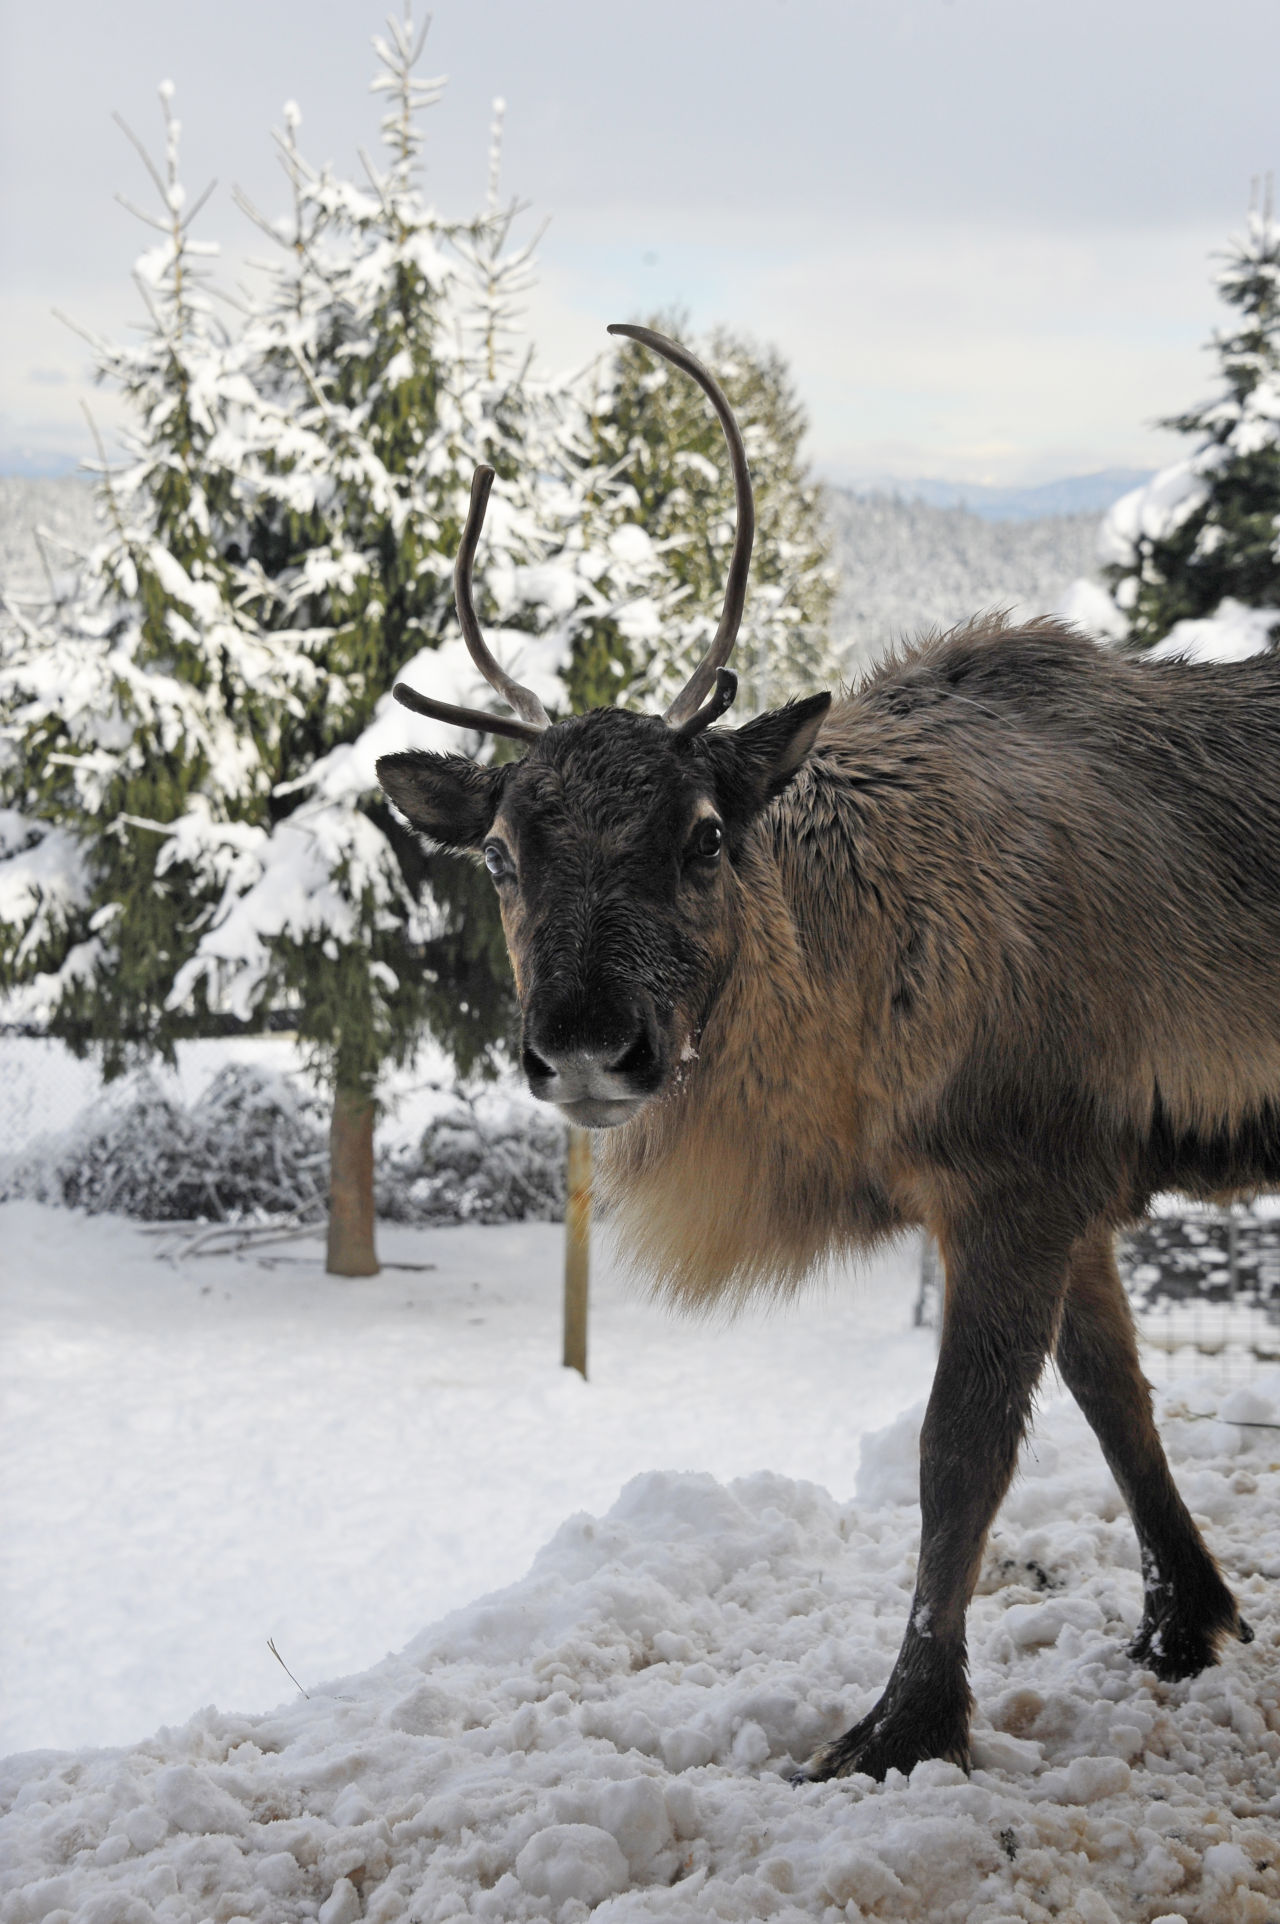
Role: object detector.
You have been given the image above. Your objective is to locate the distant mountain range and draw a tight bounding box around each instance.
[0,449,84,480]
[4,455,1155,522]
[828,468,1153,523]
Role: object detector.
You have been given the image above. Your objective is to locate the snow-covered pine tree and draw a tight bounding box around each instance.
[1094,190,1280,658]
[572,319,841,716]
[0,86,297,1073]
[167,15,612,1273]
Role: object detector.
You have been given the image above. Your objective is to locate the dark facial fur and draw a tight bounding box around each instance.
[378,695,828,1127]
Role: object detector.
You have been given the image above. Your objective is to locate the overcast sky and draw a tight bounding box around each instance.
[3,0,1278,484]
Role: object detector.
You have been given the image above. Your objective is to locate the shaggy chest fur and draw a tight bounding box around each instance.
[597,621,1280,1305]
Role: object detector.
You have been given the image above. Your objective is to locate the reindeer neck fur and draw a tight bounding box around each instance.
[594,774,900,1309]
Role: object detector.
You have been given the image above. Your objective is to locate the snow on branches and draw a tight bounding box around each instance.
[1080,196,1280,660]
[0,8,836,1149]
[571,321,839,717]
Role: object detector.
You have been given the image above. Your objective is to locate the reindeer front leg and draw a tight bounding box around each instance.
[801,1200,1073,1781]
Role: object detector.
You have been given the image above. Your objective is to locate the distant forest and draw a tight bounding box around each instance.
[825,487,1100,676]
[1,475,1102,683]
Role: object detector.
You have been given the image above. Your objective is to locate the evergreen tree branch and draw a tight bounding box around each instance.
[233,186,292,247]
[113,194,171,235]
[111,110,168,201]
[78,402,131,552]
[183,178,219,231]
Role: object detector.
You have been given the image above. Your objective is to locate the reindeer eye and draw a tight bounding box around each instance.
[483,840,513,881]
[686,819,723,864]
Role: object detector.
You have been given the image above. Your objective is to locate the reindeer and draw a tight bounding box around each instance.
[376,324,1264,1782]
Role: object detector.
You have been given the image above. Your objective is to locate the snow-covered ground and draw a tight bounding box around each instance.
[3,1203,1279,1922]
[0,1201,933,1760]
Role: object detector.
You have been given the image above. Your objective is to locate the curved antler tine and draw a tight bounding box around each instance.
[454,464,552,732]
[675,667,739,740]
[607,323,756,728]
[392,682,544,744]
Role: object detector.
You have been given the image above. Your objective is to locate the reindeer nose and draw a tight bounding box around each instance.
[522,1004,664,1127]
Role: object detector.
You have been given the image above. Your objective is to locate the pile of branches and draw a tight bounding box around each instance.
[1,1063,328,1221]
[378,1091,566,1226]
[0,1062,566,1228]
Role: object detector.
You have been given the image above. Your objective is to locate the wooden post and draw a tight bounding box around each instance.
[327,1085,380,1277]
[563,1126,592,1377]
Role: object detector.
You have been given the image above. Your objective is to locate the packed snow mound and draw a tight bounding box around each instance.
[2,1391,1278,1922]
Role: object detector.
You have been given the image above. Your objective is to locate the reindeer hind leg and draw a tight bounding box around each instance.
[1054,1228,1251,1679]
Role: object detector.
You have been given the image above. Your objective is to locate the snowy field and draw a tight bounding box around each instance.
[3,1202,1280,1921]
[0,1201,934,1758]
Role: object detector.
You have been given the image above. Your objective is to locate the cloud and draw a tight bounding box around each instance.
[4,209,1225,487]
[522,213,1225,485]
[4,0,1273,484]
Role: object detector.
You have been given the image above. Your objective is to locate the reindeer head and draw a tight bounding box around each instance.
[377,326,830,1128]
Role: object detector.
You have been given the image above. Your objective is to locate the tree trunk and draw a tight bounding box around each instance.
[563,1127,591,1377]
[327,1085,379,1277]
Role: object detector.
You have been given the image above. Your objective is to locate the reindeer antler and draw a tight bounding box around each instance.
[393,464,551,742]
[394,328,754,744]
[674,667,739,739]
[606,324,755,729]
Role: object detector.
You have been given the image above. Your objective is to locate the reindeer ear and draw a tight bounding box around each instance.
[701,692,831,818]
[736,693,832,794]
[376,751,506,851]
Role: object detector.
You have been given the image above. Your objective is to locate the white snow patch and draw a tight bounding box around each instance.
[1057,573,1130,642]
[854,1400,923,1507]
[2,1208,1276,1919]
[1098,460,1213,568]
[0,1201,932,1758]
[0,1388,1276,1918]
[1147,596,1280,664]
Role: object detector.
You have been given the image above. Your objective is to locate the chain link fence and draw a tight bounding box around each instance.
[1117,1202,1280,1384]
[915,1209,1280,1386]
[0,1033,106,1162]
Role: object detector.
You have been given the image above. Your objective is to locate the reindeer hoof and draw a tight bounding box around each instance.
[1129,1601,1251,1679]
[796,1701,970,1784]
